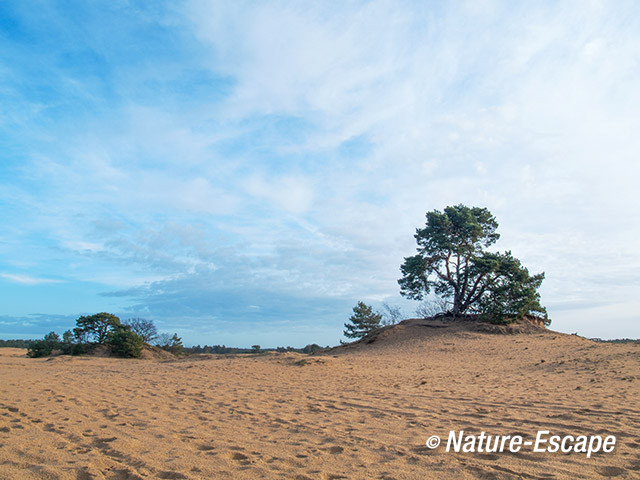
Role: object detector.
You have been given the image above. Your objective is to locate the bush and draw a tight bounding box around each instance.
[25,314,147,359]
[72,343,92,355]
[301,343,323,354]
[106,327,144,358]
[344,302,382,340]
[60,330,75,354]
[27,339,54,358]
[27,331,61,357]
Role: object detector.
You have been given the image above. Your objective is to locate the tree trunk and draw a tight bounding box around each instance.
[452,294,462,319]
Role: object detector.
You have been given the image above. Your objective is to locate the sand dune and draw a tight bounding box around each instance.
[1,319,638,479]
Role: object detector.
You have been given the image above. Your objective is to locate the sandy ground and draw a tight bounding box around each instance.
[0,319,639,479]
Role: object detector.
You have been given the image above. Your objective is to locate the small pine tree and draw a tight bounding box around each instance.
[62,330,74,344]
[165,334,183,355]
[27,331,61,358]
[106,326,144,358]
[344,301,382,339]
[61,330,75,355]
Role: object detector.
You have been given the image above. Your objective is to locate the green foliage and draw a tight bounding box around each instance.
[71,343,92,355]
[399,204,548,324]
[25,313,148,358]
[43,331,60,343]
[252,345,261,353]
[344,301,382,339]
[301,343,323,354]
[59,330,74,354]
[106,326,144,358]
[27,340,54,357]
[0,339,35,349]
[474,252,547,324]
[27,331,61,357]
[62,330,74,344]
[73,312,122,344]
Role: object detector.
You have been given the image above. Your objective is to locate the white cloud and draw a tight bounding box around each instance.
[0,273,62,285]
[244,174,315,214]
[180,0,640,337]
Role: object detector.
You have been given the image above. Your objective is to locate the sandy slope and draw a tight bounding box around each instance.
[0,320,638,479]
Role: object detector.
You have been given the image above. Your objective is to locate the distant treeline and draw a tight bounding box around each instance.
[185,344,326,355]
[589,338,640,344]
[0,338,327,355]
[0,339,35,348]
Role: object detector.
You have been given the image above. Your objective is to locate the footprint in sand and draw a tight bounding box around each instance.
[222,449,252,465]
[326,446,344,454]
[157,471,188,479]
[596,466,626,477]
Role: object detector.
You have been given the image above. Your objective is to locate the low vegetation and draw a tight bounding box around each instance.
[183,344,325,354]
[27,313,146,358]
[0,339,35,349]
[24,314,184,358]
[18,314,326,358]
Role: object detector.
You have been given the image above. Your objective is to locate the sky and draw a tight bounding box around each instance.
[1,0,639,347]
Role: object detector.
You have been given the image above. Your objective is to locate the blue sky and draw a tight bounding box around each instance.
[1,0,639,346]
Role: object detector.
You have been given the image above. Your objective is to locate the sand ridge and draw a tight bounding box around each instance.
[0,321,639,479]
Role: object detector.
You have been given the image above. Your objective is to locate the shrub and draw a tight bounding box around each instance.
[301,343,323,354]
[72,343,92,355]
[106,327,144,358]
[27,339,54,358]
[344,302,382,340]
[27,331,61,358]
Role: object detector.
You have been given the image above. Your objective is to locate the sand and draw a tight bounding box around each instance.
[1,319,639,479]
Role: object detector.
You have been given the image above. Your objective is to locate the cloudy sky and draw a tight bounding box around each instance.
[1,0,639,346]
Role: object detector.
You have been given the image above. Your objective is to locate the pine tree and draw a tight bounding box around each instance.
[399,204,548,324]
[344,302,382,339]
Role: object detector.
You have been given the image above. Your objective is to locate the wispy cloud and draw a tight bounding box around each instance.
[0,273,63,286]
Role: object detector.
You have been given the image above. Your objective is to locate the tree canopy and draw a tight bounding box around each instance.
[28,312,145,358]
[124,318,158,343]
[344,301,382,339]
[73,312,122,343]
[398,204,548,324]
